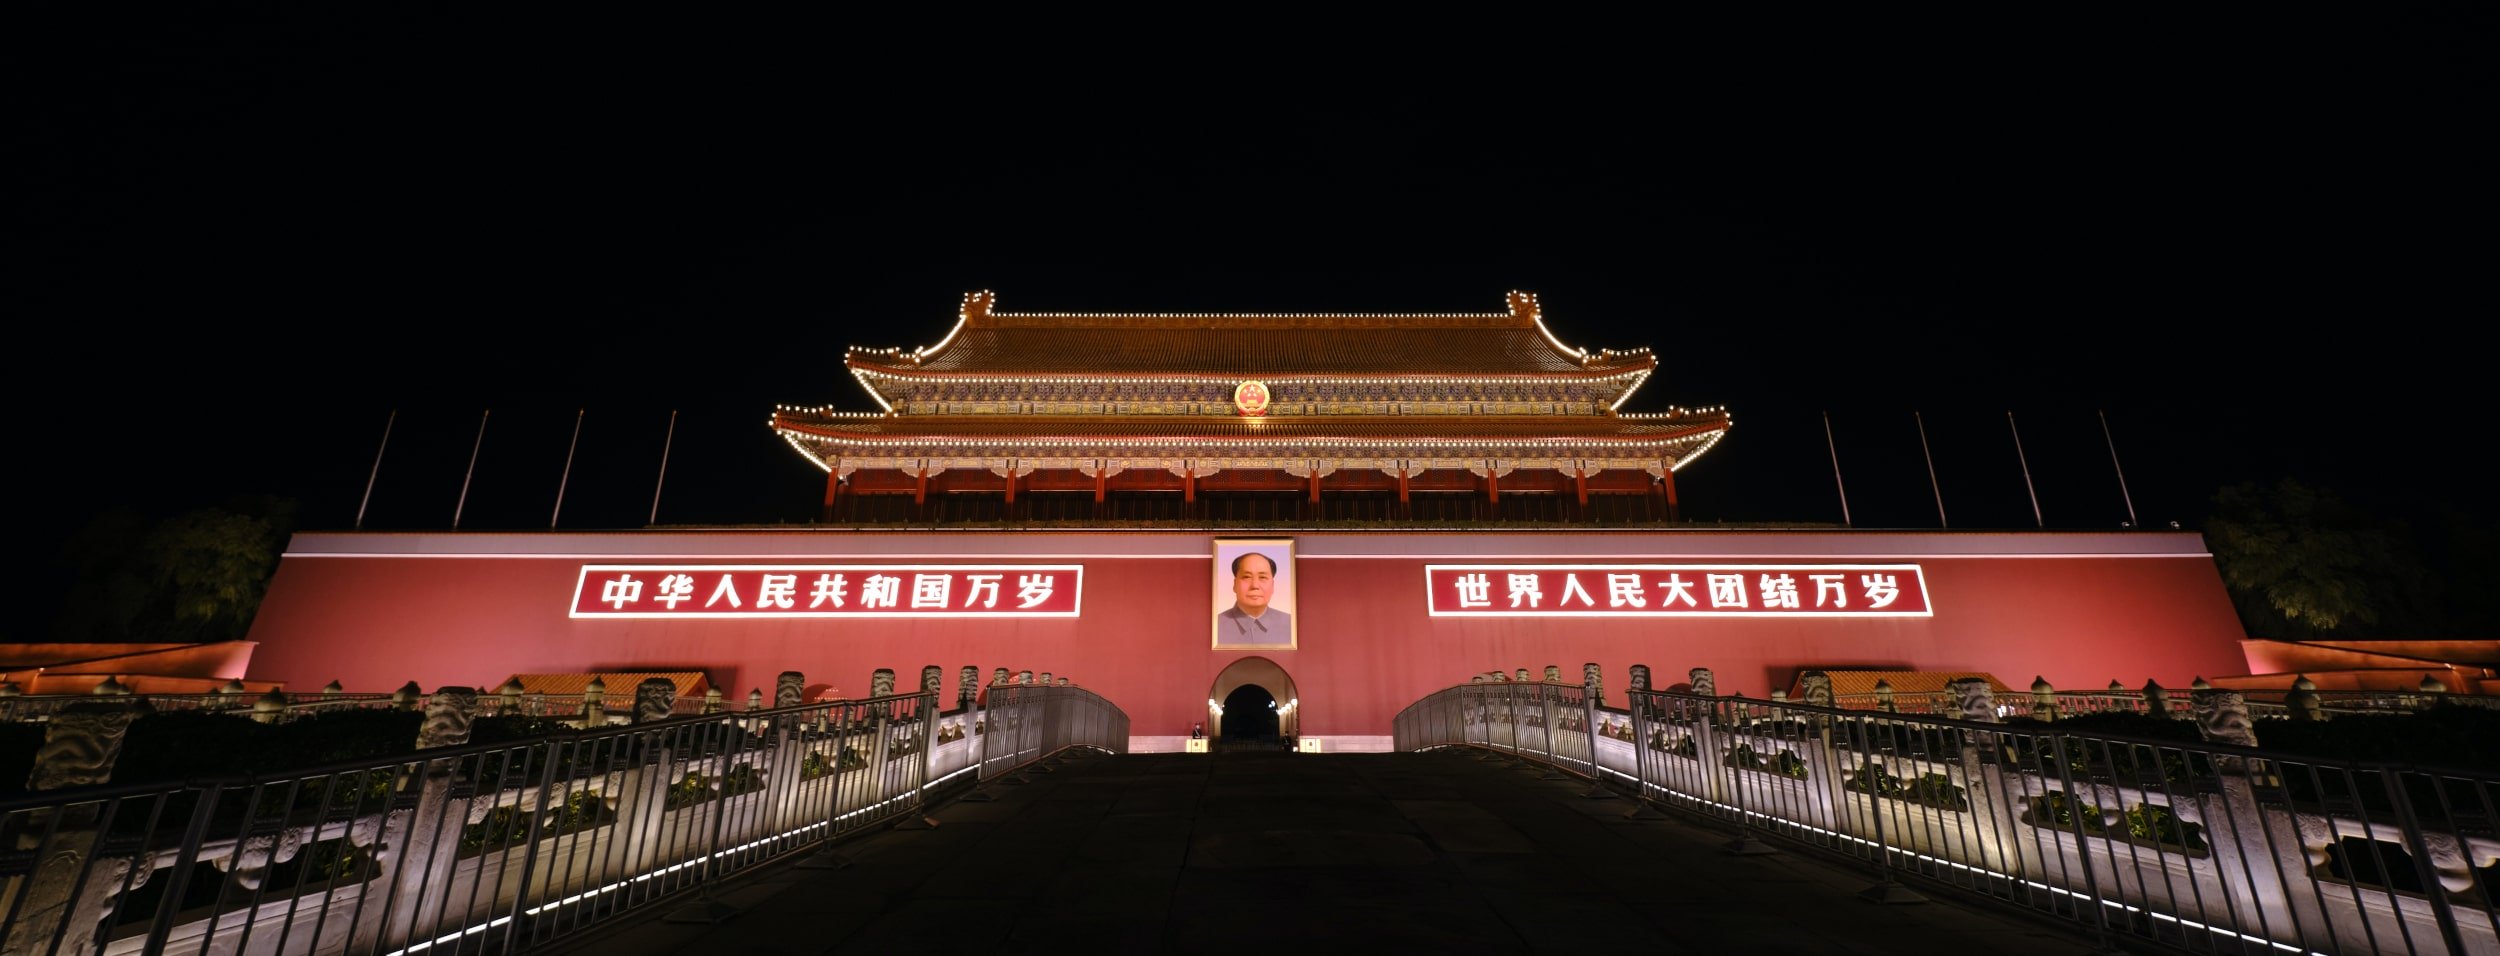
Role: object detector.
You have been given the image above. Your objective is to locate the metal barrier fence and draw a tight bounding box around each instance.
[1832,688,2495,722]
[973,685,1129,784]
[0,692,731,727]
[1395,683,2500,956]
[0,684,1127,955]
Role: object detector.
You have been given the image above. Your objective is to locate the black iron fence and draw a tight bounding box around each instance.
[0,685,1126,955]
[1396,681,2500,955]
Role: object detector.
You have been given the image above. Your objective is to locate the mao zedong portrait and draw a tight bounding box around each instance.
[1218,551,1290,643]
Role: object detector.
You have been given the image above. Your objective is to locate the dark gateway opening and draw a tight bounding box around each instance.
[1219,684,1281,750]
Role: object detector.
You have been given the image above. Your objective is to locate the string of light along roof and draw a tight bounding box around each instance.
[770,405,1730,415]
[844,291,1654,365]
[839,371,1660,384]
[770,406,1726,418]
[775,426,1729,474]
[772,435,1721,450]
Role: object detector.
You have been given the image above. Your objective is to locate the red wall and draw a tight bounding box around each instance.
[243,531,2251,738]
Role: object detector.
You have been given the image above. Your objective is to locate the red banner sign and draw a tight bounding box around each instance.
[1425,564,1931,617]
[571,565,1084,618]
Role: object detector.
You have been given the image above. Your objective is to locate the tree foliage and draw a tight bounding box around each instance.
[48,497,297,643]
[2204,479,2428,637]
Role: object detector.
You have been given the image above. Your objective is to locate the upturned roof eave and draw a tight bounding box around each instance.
[770,414,1728,448]
[840,353,1662,410]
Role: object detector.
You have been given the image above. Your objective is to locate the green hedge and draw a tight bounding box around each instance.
[0,722,49,797]
[0,709,595,796]
[2258,704,2500,773]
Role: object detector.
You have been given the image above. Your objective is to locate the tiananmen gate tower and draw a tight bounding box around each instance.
[238,292,2255,750]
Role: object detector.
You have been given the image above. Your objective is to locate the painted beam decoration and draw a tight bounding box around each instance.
[1425,564,1931,617]
[572,565,1083,618]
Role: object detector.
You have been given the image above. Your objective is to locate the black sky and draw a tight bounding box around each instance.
[10,11,2493,580]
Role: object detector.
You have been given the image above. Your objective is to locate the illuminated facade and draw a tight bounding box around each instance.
[240,293,2255,751]
[770,291,1730,524]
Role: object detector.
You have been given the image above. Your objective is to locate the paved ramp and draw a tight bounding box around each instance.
[556,749,2111,954]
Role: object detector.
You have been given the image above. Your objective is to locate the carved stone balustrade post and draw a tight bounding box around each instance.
[2418,673,2448,710]
[1948,677,1997,723]
[2192,689,2257,748]
[7,700,152,955]
[416,687,479,750]
[2285,676,2324,721]
[582,677,607,728]
[634,679,678,724]
[251,689,287,725]
[776,671,806,709]
[1797,671,1834,730]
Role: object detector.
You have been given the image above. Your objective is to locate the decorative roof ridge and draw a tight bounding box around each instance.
[840,366,1658,383]
[842,291,1659,369]
[969,289,1534,323]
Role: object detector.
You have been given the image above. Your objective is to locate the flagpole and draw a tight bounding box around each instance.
[1915,410,1947,528]
[2100,409,2139,528]
[454,409,489,529]
[355,409,396,530]
[2007,410,2042,528]
[1823,411,1852,527]
[552,408,584,528]
[649,409,678,526]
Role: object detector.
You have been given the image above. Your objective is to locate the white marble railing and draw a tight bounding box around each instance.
[0,686,1127,956]
[1396,682,2500,956]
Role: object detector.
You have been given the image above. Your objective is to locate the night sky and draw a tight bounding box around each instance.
[13,12,2492,603]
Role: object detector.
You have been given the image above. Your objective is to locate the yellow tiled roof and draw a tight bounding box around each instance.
[774,411,1730,445]
[1801,670,2012,698]
[506,672,709,698]
[846,291,1653,379]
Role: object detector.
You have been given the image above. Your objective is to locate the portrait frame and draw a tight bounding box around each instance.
[1211,537,1297,650]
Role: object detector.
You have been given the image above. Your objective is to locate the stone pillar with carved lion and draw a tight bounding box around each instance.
[3,701,151,956]
[379,687,481,951]
[775,671,806,710]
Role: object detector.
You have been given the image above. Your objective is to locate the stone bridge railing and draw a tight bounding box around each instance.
[1396,672,2500,956]
[0,675,1127,955]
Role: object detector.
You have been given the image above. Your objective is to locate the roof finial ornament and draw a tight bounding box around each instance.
[1505,290,1539,320]
[962,290,996,321]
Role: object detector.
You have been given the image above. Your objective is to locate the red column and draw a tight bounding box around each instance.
[1662,466,1680,522]
[1396,468,1412,521]
[823,471,842,521]
[1183,468,1196,505]
[1308,470,1321,504]
[914,467,928,507]
[1573,468,1588,508]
